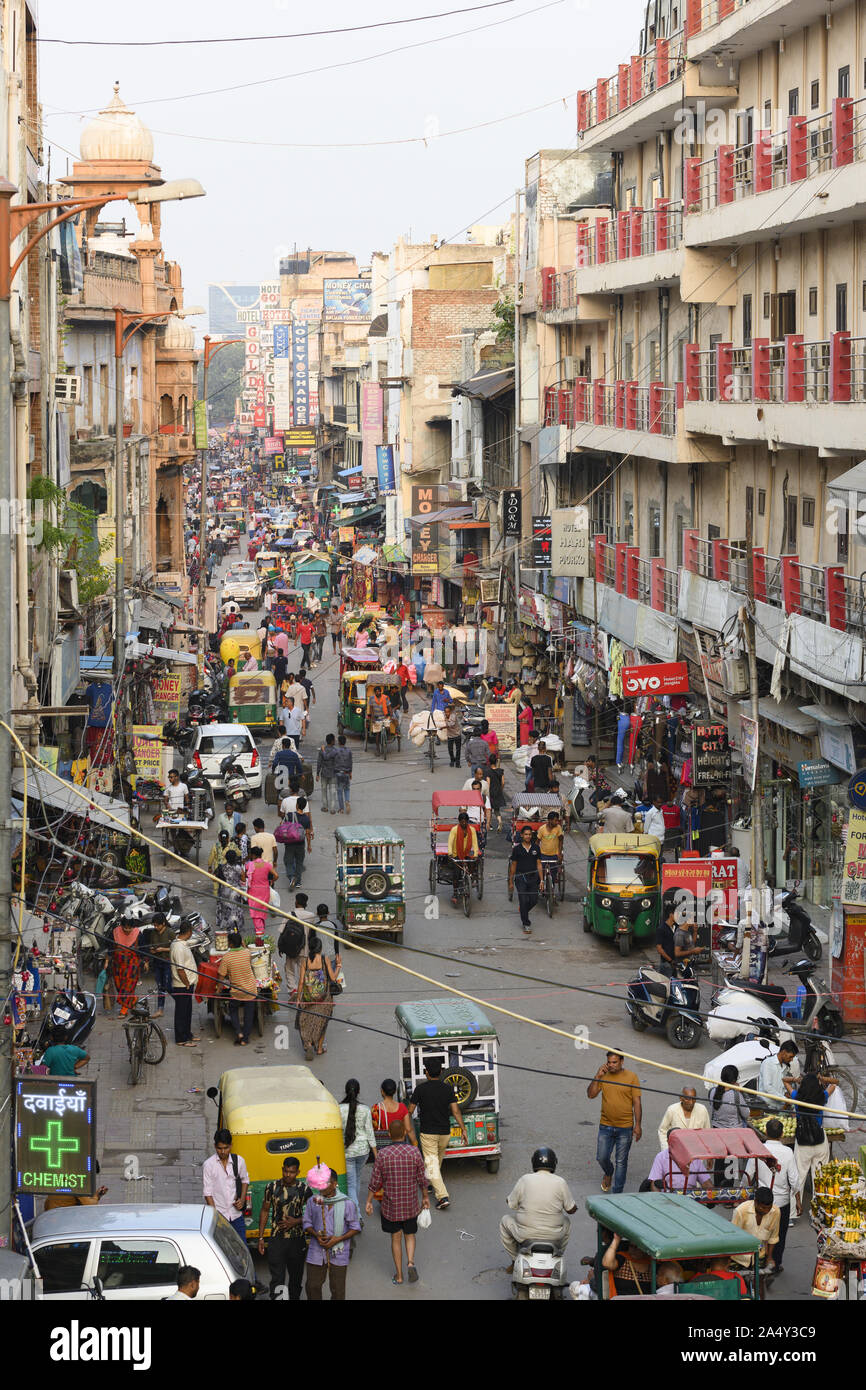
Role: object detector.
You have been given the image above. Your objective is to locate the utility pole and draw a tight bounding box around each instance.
[195,337,243,631]
[740,508,765,980]
[512,189,522,605]
[113,324,126,676]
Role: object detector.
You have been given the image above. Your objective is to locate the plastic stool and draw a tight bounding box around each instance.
[780,984,806,1020]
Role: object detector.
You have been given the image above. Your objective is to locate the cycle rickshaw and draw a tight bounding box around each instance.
[363,673,403,759]
[508,791,567,917]
[428,789,486,917]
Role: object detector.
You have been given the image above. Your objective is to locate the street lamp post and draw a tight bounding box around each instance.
[197,335,243,626]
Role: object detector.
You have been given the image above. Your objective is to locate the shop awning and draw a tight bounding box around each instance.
[351,545,378,566]
[13,768,131,831]
[125,640,198,665]
[337,465,363,476]
[133,597,175,631]
[827,461,866,493]
[447,519,490,530]
[382,543,409,566]
[150,587,184,610]
[452,367,515,402]
[799,702,851,727]
[342,504,384,524]
[407,505,473,526]
[739,697,818,735]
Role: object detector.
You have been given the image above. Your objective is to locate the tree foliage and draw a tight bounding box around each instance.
[196,343,246,425]
[27,475,114,605]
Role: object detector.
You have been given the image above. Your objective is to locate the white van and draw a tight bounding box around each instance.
[30,1204,255,1301]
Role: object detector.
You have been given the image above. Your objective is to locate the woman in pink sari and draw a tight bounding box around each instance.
[518,699,535,748]
[245,846,276,940]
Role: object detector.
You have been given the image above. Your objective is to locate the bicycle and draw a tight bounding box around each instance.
[123,995,167,1086]
[426,728,437,772]
[541,857,566,918]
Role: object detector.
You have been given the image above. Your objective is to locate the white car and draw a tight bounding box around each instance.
[30,1204,255,1301]
[189,723,263,791]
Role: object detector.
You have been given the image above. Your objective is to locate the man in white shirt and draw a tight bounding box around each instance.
[169,920,199,1046]
[284,675,308,712]
[657,1088,711,1149]
[757,1041,799,1112]
[642,797,666,841]
[756,1116,801,1273]
[279,697,305,747]
[203,1129,250,1240]
[285,891,317,996]
[163,769,188,815]
[165,1266,200,1301]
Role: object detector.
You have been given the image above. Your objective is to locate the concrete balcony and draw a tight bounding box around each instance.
[578,49,737,153]
[684,336,866,451]
[684,100,866,249]
[687,0,836,64]
[541,381,726,464]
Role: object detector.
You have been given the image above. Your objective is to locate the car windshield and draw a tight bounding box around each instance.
[198,735,253,756]
[595,854,657,887]
[209,1211,251,1277]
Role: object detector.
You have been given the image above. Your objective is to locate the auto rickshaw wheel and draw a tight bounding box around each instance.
[486,1158,500,1174]
[618,935,631,957]
[442,1066,477,1106]
[582,910,592,933]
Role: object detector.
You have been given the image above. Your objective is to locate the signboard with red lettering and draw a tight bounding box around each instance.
[622,661,689,696]
[661,859,715,964]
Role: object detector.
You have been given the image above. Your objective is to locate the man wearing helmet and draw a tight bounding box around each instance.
[499,1148,577,1271]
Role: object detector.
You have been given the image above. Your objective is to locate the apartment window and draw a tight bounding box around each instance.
[649,340,661,381]
[81,365,93,426]
[708,523,721,542]
[770,291,796,340]
[736,108,754,148]
[624,185,636,210]
[623,340,634,379]
[648,504,661,558]
[672,7,678,30]
[621,494,634,545]
[811,79,820,109]
[763,99,772,126]
[788,89,799,116]
[763,292,771,319]
[742,294,752,346]
[836,282,848,332]
[839,66,851,99]
[809,286,818,316]
[708,332,722,396]
[785,494,798,550]
[758,488,766,516]
[802,496,815,527]
[675,513,688,567]
[129,365,139,432]
[745,486,754,536]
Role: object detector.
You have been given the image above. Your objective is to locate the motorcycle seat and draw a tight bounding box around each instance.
[725,979,786,1013]
[518,1240,557,1255]
[640,968,671,1000]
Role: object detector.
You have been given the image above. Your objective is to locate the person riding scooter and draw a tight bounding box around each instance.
[500,1146,577,1273]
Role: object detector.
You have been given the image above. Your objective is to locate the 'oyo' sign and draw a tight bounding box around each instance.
[622,661,689,696]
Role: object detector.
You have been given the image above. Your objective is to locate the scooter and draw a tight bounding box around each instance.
[35,989,97,1054]
[626,964,703,1048]
[181,765,216,823]
[220,750,252,813]
[767,889,823,962]
[568,776,599,826]
[708,957,844,1041]
[511,1237,569,1301]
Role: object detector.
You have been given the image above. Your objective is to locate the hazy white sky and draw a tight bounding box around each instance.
[37,0,638,316]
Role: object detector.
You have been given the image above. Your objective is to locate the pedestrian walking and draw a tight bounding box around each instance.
[203,1128,249,1241]
[508,824,543,934]
[340,1079,377,1211]
[313,612,327,663]
[216,931,259,1046]
[792,1072,830,1195]
[302,1164,361,1300]
[207,830,232,891]
[297,616,314,668]
[250,816,278,868]
[245,845,276,940]
[297,932,340,1060]
[145,912,172,1017]
[278,796,312,887]
[278,696,305,748]
[487,753,506,832]
[334,733,353,813]
[169,918,199,1046]
[215,850,246,935]
[407,1058,468,1210]
[396,659,411,712]
[371,1078,417,1149]
[328,603,343,653]
[587,1050,642,1193]
[443,701,463,767]
[366,1120,429,1285]
[110,919,142,1017]
[756,1116,801,1273]
[165,1266,201,1301]
[257,1156,311,1300]
[317,732,339,814]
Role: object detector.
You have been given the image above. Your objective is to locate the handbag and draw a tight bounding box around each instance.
[276,813,304,844]
[329,956,345,997]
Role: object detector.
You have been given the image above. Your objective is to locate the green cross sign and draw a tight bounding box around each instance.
[30,1120,80,1169]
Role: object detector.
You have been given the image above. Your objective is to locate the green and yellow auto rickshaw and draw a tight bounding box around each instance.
[335,825,405,939]
[337,670,370,738]
[583,833,661,956]
[228,668,279,735]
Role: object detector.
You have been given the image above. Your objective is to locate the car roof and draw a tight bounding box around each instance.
[196,723,255,738]
[32,1204,207,1240]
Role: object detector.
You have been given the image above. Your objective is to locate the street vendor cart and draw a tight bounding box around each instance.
[809,1156,866,1297]
[210,941,279,1040]
[154,811,209,865]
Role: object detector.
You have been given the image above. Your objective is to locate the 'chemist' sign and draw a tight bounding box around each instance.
[15,1077,96,1196]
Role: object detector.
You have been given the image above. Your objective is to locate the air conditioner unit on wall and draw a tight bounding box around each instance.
[723,656,750,696]
[55,374,81,402]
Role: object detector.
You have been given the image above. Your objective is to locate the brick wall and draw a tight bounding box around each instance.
[410,289,499,381]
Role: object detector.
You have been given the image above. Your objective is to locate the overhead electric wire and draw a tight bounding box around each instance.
[38,2,525,47]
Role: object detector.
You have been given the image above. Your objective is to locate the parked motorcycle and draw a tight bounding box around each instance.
[708,957,844,1042]
[181,765,216,823]
[512,1238,569,1301]
[767,889,823,962]
[35,989,97,1055]
[626,964,703,1048]
[220,751,252,813]
[567,776,599,826]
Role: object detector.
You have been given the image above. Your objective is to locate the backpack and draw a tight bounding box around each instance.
[795,1112,824,1148]
[277,920,305,959]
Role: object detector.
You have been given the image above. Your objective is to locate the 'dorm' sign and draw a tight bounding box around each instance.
[15,1077,97,1197]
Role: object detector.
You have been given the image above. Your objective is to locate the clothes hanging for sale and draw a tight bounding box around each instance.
[616,711,631,765]
[608,640,625,698]
[628,713,643,766]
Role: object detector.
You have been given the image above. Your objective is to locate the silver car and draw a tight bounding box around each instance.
[29,1204,255,1300]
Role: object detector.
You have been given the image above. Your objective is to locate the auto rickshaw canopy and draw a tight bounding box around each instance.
[395,996,498,1041]
[585,1192,761,1260]
[228,669,277,704]
[588,833,662,855]
[341,646,380,666]
[335,825,404,845]
[668,1127,773,1166]
[217,1065,342,1136]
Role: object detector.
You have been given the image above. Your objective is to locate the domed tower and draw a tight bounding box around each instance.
[60,83,163,242]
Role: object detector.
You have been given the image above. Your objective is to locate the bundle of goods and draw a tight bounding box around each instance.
[408,710,446,747]
[811,1159,866,1259]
